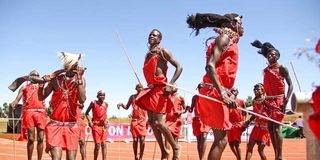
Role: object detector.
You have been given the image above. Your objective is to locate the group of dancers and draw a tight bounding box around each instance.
[9,12,293,160]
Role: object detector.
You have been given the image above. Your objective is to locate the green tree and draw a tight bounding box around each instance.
[245,96,253,107]
[1,103,10,118]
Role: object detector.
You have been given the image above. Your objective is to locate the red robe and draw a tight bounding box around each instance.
[198,41,239,129]
[250,99,270,146]
[135,51,172,113]
[130,96,148,137]
[227,99,245,143]
[46,75,79,151]
[91,100,108,144]
[309,86,320,140]
[22,83,47,129]
[192,95,211,136]
[263,63,285,121]
[165,95,183,137]
[77,107,86,140]
[316,39,320,54]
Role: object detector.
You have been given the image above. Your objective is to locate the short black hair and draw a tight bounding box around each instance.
[151,29,162,40]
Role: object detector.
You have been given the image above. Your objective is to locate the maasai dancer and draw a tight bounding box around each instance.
[165,88,186,150]
[187,84,211,160]
[10,70,46,160]
[135,29,183,160]
[187,13,244,160]
[117,84,147,160]
[244,83,270,160]
[77,103,87,160]
[227,87,246,160]
[252,40,293,160]
[85,90,108,160]
[38,52,86,160]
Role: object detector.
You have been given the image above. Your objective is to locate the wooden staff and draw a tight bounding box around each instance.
[12,110,16,160]
[116,31,142,86]
[290,62,302,92]
[166,83,298,129]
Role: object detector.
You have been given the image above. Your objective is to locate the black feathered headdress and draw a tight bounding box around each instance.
[251,40,280,58]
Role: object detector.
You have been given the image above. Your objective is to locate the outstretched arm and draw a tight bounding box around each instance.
[118,95,134,110]
[10,85,25,109]
[280,66,293,109]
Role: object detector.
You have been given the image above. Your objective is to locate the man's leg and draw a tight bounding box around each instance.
[94,143,101,160]
[208,129,227,160]
[234,141,241,160]
[147,111,168,159]
[274,123,283,160]
[139,136,145,160]
[79,139,86,160]
[151,112,180,159]
[133,137,139,160]
[66,150,77,160]
[50,147,62,160]
[27,128,35,160]
[229,142,238,160]
[257,143,267,160]
[199,132,207,160]
[268,122,277,158]
[245,140,255,160]
[196,136,201,159]
[101,142,107,160]
[36,128,44,160]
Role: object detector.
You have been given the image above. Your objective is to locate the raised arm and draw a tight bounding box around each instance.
[77,77,86,104]
[279,66,293,109]
[10,85,25,109]
[38,80,54,101]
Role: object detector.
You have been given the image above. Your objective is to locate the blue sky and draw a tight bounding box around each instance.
[1,0,319,117]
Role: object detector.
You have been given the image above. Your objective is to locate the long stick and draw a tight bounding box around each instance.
[116,31,142,85]
[166,84,297,129]
[12,110,16,160]
[118,109,121,160]
[152,140,156,160]
[290,62,302,92]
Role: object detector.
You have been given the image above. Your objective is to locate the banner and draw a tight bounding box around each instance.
[84,123,185,142]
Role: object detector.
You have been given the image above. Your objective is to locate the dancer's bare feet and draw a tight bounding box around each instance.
[161,148,170,160]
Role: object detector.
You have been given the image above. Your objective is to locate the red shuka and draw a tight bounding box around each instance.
[249,99,270,146]
[135,51,172,113]
[165,95,183,137]
[263,63,285,121]
[92,100,108,125]
[309,86,320,140]
[91,100,108,144]
[130,97,148,137]
[50,75,79,122]
[23,83,45,110]
[198,41,239,129]
[22,83,47,129]
[192,95,210,136]
[227,99,245,143]
[46,75,80,151]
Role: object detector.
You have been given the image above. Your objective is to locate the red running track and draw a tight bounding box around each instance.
[0,138,306,160]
